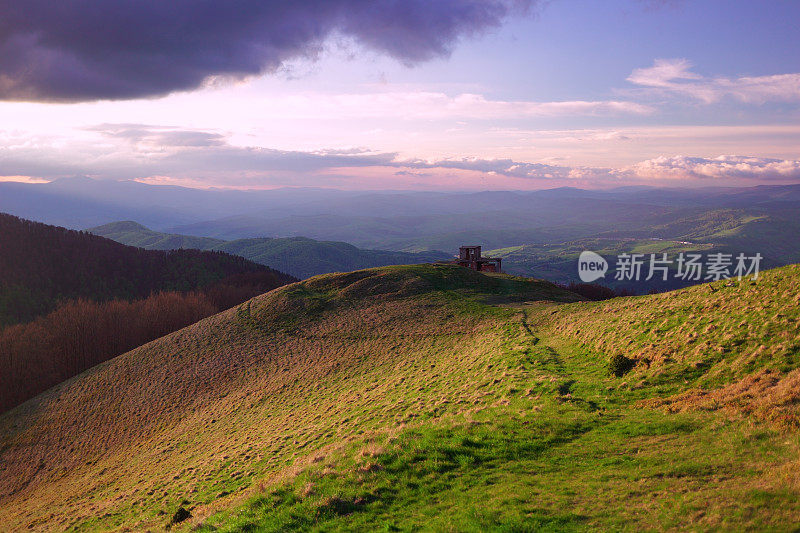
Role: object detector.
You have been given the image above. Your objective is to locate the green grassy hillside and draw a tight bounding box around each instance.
[90,222,451,279]
[1,264,799,531]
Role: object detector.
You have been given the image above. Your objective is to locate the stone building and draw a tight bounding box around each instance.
[455,245,501,272]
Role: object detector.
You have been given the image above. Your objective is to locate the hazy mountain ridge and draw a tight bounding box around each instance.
[88,221,227,250]
[4,178,799,236]
[89,221,451,279]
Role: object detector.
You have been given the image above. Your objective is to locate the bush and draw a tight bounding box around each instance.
[609,354,636,377]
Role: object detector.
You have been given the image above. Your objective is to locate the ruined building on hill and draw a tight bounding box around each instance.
[454,245,502,273]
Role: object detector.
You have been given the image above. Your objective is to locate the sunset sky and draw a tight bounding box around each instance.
[1,0,799,190]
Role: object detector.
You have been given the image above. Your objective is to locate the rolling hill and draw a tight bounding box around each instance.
[86,220,226,250]
[89,221,451,279]
[1,263,799,530]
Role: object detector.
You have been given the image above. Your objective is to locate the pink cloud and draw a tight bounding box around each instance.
[3,123,800,189]
[627,58,701,88]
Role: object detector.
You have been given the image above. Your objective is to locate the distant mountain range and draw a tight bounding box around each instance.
[4,177,799,243]
[6,177,800,288]
[89,221,451,279]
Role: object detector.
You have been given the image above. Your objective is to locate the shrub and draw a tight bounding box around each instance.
[609,354,636,377]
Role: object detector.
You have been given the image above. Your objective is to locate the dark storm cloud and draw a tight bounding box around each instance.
[0,0,530,102]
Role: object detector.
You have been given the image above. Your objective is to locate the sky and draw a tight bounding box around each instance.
[1,0,799,190]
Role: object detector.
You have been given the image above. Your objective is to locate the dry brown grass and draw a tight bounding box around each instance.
[642,368,800,429]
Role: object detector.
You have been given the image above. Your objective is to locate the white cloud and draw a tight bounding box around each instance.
[621,155,800,181]
[397,156,615,181]
[627,58,701,88]
[627,59,800,104]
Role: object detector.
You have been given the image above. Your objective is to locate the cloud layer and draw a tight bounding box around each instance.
[3,124,799,189]
[0,0,529,102]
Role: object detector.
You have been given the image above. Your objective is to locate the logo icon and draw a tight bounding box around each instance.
[578,251,608,282]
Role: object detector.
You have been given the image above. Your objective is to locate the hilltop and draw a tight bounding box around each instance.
[1,263,799,530]
[89,221,450,279]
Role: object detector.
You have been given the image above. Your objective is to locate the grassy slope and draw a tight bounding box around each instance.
[89,222,450,279]
[1,264,799,531]
[543,264,800,426]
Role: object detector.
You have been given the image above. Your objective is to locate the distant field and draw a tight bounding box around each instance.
[484,209,800,292]
[485,238,715,292]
